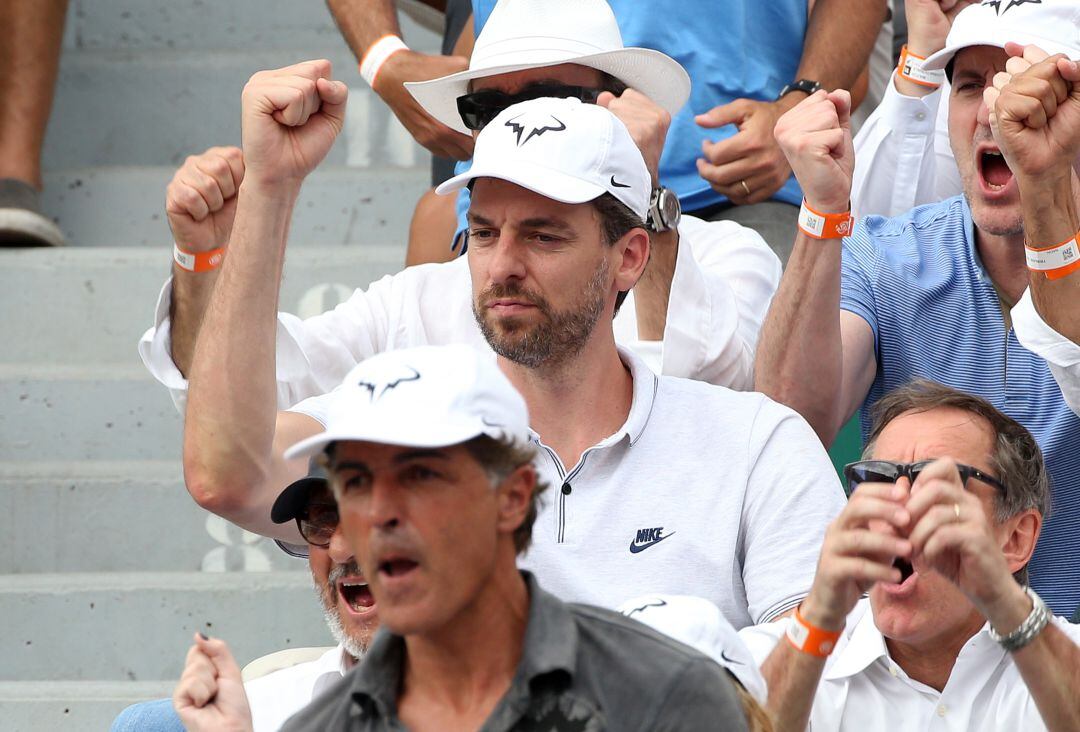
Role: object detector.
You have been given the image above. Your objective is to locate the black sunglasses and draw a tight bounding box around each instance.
[457,84,603,131]
[843,459,1007,498]
[296,499,339,548]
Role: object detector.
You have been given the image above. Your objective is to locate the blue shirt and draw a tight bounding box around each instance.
[841,195,1080,616]
[468,0,807,213]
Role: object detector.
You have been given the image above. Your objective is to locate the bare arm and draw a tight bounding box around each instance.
[798,0,888,93]
[325,0,473,159]
[754,90,876,444]
[183,61,346,539]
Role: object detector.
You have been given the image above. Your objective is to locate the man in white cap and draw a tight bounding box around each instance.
[179,88,843,629]
[143,0,784,400]
[755,0,1080,616]
[173,345,751,732]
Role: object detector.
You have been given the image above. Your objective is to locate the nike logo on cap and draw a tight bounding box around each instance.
[610,175,632,189]
[629,527,674,553]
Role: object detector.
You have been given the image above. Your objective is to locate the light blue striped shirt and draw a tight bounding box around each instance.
[841,195,1080,616]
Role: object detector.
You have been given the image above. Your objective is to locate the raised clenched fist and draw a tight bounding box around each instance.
[240,59,349,189]
[166,146,244,253]
[904,0,977,57]
[773,89,855,214]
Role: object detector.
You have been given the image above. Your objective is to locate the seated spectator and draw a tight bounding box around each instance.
[111,467,377,731]
[143,2,783,397]
[174,345,752,732]
[175,93,843,628]
[754,1,1080,615]
[739,380,1080,732]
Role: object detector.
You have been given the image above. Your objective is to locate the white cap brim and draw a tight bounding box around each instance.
[436,158,613,209]
[406,47,691,135]
[924,28,1080,70]
[284,415,505,461]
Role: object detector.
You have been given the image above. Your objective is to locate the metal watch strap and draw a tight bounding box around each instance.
[988,586,1050,652]
[646,187,679,233]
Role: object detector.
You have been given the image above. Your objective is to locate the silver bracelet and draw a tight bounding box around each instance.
[988,586,1050,652]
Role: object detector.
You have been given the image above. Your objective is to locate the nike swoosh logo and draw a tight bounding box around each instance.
[720,650,742,666]
[610,175,632,189]
[629,532,674,554]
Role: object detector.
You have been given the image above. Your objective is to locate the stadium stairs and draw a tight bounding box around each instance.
[0,1,434,727]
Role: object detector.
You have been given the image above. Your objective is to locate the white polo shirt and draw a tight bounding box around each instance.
[739,598,1080,731]
[291,348,845,629]
[245,645,347,731]
[138,215,781,412]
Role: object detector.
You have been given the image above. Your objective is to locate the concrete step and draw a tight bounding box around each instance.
[0,461,302,574]
[0,681,176,731]
[0,246,406,366]
[66,0,440,53]
[41,166,428,249]
[45,49,432,169]
[1,571,331,681]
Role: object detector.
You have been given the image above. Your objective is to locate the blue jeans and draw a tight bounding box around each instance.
[110,698,185,732]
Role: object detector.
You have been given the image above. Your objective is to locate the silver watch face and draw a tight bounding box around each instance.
[659,189,681,226]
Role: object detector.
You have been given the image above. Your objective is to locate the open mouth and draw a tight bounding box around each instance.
[894,557,914,583]
[978,149,1013,192]
[377,558,420,579]
[337,580,376,615]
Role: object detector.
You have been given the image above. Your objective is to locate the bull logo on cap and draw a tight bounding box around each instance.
[504,111,567,146]
[356,365,421,401]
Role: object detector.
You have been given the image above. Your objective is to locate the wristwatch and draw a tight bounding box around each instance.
[777,79,822,100]
[646,187,681,233]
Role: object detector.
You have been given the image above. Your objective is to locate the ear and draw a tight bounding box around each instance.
[494,463,537,538]
[611,226,651,293]
[999,509,1041,576]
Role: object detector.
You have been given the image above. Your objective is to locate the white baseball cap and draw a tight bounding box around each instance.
[435,96,651,220]
[618,594,769,703]
[924,0,1080,70]
[405,0,690,135]
[284,345,530,460]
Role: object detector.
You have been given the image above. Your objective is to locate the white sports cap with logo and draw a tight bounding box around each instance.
[924,0,1080,70]
[405,0,691,135]
[284,344,530,460]
[618,594,768,703]
[435,96,651,220]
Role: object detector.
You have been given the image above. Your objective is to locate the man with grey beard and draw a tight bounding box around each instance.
[110,471,377,732]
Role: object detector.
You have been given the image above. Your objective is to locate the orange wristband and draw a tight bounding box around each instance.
[798,200,853,239]
[1026,231,1080,281]
[173,243,226,273]
[786,605,842,657]
[897,45,945,89]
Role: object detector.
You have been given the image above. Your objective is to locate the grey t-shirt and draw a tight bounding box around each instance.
[281,573,750,731]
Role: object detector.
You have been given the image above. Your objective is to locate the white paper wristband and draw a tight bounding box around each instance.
[1026,236,1080,271]
[898,45,945,88]
[360,35,409,87]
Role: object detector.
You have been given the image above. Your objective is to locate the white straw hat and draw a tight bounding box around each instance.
[405,0,691,135]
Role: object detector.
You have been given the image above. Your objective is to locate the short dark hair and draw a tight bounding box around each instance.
[589,193,647,315]
[864,379,1050,582]
[462,435,549,554]
[600,72,629,96]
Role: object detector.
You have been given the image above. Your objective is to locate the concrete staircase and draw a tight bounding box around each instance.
[1,1,437,727]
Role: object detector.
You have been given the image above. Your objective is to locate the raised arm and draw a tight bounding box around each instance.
[325,0,473,159]
[183,60,346,538]
[754,90,877,445]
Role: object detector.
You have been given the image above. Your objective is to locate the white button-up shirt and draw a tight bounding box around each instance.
[739,598,1080,731]
[138,216,780,413]
[1012,290,1080,417]
[244,645,348,731]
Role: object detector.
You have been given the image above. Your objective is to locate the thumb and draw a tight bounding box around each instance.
[195,634,244,681]
[315,78,349,130]
[829,89,853,133]
[696,99,752,129]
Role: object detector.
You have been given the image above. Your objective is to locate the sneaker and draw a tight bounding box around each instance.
[0,178,65,247]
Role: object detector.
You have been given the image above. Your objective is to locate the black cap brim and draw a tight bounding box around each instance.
[271,476,330,524]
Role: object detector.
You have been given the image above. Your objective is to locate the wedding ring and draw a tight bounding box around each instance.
[739,180,751,197]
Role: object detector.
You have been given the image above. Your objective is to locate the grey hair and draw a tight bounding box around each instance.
[462,435,549,555]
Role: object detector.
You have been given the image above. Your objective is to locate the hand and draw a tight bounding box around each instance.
[374,50,475,160]
[904,0,976,57]
[800,482,912,630]
[986,43,1080,184]
[598,88,671,187]
[240,59,349,191]
[904,459,1017,616]
[166,147,244,253]
[695,98,794,205]
[173,634,253,732]
[772,90,854,213]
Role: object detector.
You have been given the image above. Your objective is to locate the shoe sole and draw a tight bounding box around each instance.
[0,208,66,247]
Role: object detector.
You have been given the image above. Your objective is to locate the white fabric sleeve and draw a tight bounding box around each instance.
[1012,289,1080,415]
[851,73,961,221]
[620,216,780,390]
[737,618,788,668]
[137,271,407,415]
[740,399,846,624]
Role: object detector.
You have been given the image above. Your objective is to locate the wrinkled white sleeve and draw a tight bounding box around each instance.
[616,215,781,390]
[851,74,961,221]
[1012,289,1080,415]
[137,272,408,415]
[741,399,846,624]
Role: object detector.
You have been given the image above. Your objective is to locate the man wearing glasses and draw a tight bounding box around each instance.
[739,379,1080,732]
